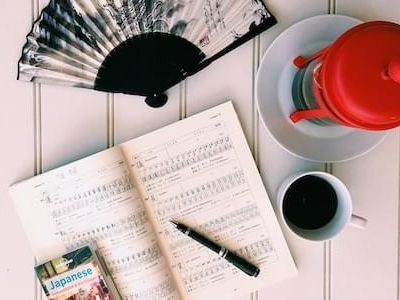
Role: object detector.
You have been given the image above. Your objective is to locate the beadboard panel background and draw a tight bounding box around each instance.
[1,0,399,299]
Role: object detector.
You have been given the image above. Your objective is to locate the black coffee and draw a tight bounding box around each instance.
[282,175,338,230]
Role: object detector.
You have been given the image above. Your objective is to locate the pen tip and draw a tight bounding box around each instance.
[170,221,179,227]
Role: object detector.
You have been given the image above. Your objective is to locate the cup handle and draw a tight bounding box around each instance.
[349,214,367,229]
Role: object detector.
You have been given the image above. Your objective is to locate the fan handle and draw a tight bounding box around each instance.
[145,93,168,108]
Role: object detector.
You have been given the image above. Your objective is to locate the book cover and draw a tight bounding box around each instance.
[35,246,120,300]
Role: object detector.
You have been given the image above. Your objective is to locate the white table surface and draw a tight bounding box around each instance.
[1,1,400,299]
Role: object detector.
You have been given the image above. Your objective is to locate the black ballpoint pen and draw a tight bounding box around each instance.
[170,221,260,277]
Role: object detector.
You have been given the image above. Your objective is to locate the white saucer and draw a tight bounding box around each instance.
[256,15,388,162]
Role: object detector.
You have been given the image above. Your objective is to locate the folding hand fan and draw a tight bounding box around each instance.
[18,0,276,107]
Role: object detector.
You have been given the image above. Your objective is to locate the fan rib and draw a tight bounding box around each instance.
[36,19,105,63]
[46,1,112,55]
[42,11,109,58]
[74,0,121,49]
[19,65,94,88]
[86,0,127,43]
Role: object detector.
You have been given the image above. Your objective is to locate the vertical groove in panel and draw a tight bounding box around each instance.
[325,0,335,274]
[252,36,261,165]
[179,80,187,120]
[32,0,39,20]
[324,240,332,300]
[251,34,261,300]
[326,0,334,296]
[251,33,261,300]
[33,83,42,176]
[250,291,255,300]
[324,163,333,300]
[107,93,115,147]
[34,257,42,300]
[326,3,336,300]
[328,0,336,14]
[326,3,337,300]
[32,0,41,174]
[325,163,332,173]
[398,131,400,300]
[32,0,41,298]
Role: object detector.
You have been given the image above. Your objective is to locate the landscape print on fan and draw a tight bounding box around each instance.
[18,0,276,107]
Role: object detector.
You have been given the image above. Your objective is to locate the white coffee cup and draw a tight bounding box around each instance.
[276,171,367,241]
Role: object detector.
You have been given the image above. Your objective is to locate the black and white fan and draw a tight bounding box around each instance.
[18,0,276,107]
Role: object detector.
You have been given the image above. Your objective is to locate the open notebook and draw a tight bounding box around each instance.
[10,101,297,300]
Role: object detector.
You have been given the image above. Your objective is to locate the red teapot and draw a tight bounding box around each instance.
[290,21,400,130]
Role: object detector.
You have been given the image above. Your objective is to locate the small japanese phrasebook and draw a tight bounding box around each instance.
[35,246,121,300]
[18,0,276,107]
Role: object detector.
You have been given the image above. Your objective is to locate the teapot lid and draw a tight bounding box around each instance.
[321,21,400,130]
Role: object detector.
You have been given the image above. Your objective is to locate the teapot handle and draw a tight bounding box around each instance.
[293,46,330,69]
[290,108,329,123]
[387,57,400,84]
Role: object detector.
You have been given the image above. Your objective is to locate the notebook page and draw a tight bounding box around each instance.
[10,146,179,300]
[121,101,297,300]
